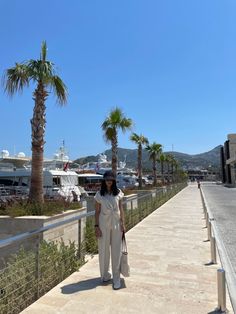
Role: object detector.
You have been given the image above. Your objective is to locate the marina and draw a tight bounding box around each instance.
[0,2,235,313]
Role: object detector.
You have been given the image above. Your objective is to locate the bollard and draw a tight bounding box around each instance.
[207,220,212,241]
[210,236,217,264]
[217,269,226,312]
[206,212,209,228]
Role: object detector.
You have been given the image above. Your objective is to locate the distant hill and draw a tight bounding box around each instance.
[73,145,221,170]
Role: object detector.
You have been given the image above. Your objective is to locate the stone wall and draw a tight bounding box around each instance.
[0,207,87,266]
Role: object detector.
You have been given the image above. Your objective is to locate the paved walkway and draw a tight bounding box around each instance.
[21,184,233,314]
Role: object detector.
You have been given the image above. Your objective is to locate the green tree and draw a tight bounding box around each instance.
[165,154,173,183]
[158,153,166,185]
[146,142,162,186]
[3,41,67,204]
[130,133,149,188]
[102,107,133,175]
[166,154,178,182]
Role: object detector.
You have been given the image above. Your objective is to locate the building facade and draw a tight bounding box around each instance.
[221,134,236,186]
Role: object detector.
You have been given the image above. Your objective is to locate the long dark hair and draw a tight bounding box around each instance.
[100,180,120,196]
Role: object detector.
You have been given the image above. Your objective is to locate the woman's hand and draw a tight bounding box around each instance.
[95,226,102,238]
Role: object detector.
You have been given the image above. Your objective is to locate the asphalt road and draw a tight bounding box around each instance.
[201,182,236,273]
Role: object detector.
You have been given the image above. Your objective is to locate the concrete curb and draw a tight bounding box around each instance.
[201,187,236,312]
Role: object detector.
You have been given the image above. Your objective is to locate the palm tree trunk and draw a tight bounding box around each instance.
[153,157,157,186]
[111,131,118,176]
[138,144,142,188]
[171,162,174,182]
[161,161,164,185]
[167,162,170,183]
[29,81,48,204]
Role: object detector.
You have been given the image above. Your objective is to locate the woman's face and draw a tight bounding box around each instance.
[105,180,113,188]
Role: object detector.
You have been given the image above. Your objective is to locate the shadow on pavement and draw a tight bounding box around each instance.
[61,277,126,294]
[207,309,224,314]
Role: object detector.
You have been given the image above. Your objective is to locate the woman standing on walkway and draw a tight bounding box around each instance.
[94,171,125,290]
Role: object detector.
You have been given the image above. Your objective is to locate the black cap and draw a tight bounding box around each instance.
[103,170,116,180]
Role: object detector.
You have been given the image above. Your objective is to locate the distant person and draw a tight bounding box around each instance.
[197,179,201,189]
[94,171,125,290]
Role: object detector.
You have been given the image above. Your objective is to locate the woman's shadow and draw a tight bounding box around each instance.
[61,277,126,294]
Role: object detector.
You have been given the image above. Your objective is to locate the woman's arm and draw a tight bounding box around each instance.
[95,201,102,238]
[119,200,126,233]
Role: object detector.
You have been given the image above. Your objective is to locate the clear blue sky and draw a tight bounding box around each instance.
[0,0,235,159]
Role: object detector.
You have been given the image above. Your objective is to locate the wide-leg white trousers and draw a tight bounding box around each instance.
[98,214,122,285]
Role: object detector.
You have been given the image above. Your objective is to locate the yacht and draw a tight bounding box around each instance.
[0,145,82,202]
[79,153,139,189]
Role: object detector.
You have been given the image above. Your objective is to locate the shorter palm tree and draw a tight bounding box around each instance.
[165,154,173,183]
[158,153,166,185]
[146,142,162,186]
[102,107,133,176]
[130,133,149,188]
[166,154,177,183]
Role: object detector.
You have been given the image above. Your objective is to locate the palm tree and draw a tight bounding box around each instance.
[102,107,133,176]
[167,154,177,183]
[158,153,166,185]
[146,142,162,186]
[165,154,173,183]
[3,41,67,204]
[130,133,149,188]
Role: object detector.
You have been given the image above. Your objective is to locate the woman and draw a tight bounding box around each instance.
[94,170,125,290]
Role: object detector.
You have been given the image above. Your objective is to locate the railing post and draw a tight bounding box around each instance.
[145,196,148,216]
[210,236,217,264]
[131,200,134,226]
[35,234,40,299]
[78,219,81,260]
[217,269,226,312]
[206,212,209,228]
[207,220,212,241]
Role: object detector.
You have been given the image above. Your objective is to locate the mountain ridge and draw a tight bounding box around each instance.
[74,145,221,170]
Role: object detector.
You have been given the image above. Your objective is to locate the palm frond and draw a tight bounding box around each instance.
[40,41,47,62]
[49,75,68,105]
[27,59,55,82]
[146,142,162,161]
[120,118,133,133]
[101,117,112,131]
[103,127,115,142]
[3,63,30,96]
[130,132,140,143]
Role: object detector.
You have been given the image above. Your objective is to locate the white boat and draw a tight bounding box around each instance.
[77,173,103,195]
[0,144,81,202]
[79,153,139,189]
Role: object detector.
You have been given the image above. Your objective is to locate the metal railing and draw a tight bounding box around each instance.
[0,182,187,314]
[200,187,236,313]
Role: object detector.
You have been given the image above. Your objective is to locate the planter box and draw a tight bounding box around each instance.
[0,207,87,266]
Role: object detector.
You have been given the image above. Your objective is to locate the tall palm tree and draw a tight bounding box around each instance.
[146,142,162,186]
[3,41,67,204]
[102,107,133,176]
[130,133,149,188]
[158,153,166,185]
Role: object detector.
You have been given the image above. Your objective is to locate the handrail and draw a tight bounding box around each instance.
[201,187,236,312]
[0,189,158,249]
[0,185,179,251]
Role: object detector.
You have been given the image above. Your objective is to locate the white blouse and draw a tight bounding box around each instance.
[94,190,124,215]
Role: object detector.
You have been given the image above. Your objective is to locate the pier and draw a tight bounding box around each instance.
[21,184,233,314]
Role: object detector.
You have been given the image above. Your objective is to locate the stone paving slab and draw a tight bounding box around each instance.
[21,184,233,314]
